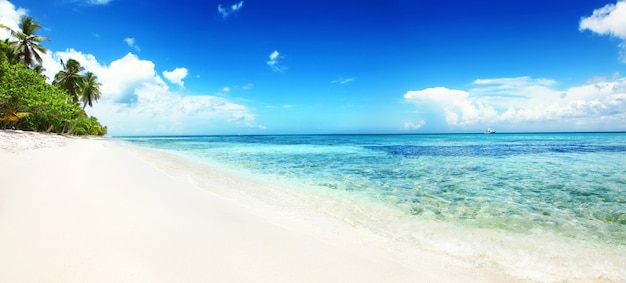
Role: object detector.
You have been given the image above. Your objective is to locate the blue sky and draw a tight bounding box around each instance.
[1,0,626,135]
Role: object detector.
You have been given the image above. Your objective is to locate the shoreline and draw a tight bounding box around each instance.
[120,135,626,283]
[0,130,613,282]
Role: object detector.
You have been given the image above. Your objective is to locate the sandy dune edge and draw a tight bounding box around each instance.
[0,131,520,282]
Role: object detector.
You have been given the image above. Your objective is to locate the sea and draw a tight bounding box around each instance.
[119,132,626,282]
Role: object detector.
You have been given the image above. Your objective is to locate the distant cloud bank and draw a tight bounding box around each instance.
[404,76,626,132]
[218,1,244,19]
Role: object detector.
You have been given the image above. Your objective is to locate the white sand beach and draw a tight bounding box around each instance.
[0,130,523,282]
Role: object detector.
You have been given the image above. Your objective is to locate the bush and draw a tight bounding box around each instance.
[0,61,106,135]
[73,115,107,136]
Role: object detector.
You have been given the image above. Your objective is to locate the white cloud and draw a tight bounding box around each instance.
[86,0,112,5]
[124,37,140,51]
[267,50,286,72]
[163,67,188,87]
[218,1,244,19]
[232,1,243,11]
[580,0,626,62]
[43,48,103,82]
[1,1,259,135]
[221,83,254,93]
[268,50,279,63]
[38,50,259,135]
[404,76,626,132]
[473,76,556,88]
[331,77,356,84]
[404,121,425,130]
[404,87,498,125]
[580,1,626,38]
[65,0,113,5]
[470,76,560,109]
[0,0,26,38]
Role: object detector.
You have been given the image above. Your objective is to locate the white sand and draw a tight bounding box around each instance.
[0,130,522,282]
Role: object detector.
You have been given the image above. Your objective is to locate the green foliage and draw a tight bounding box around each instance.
[1,15,105,136]
[53,58,84,103]
[73,116,107,136]
[0,39,18,64]
[0,16,49,68]
[0,61,105,135]
[81,72,101,108]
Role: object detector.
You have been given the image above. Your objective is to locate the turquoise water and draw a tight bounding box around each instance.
[121,133,626,246]
[120,133,626,280]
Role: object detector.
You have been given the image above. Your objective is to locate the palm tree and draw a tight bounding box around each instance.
[53,58,85,103]
[67,72,102,134]
[79,72,102,110]
[0,16,49,68]
[32,64,46,77]
[0,39,18,64]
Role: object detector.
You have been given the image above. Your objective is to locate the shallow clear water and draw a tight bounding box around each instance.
[120,133,626,246]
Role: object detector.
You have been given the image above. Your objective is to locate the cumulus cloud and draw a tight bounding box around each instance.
[37,49,259,134]
[267,50,286,72]
[218,1,244,19]
[580,1,626,38]
[0,0,26,37]
[404,87,498,126]
[404,76,626,132]
[0,1,259,135]
[124,37,140,51]
[163,67,188,87]
[580,0,626,62]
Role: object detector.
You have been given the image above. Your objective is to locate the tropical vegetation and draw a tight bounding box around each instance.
[0,16,106,135]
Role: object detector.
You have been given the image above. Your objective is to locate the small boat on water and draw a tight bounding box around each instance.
[484,128,496,134]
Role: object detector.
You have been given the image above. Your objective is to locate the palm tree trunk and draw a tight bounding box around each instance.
[66,103,87,135]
